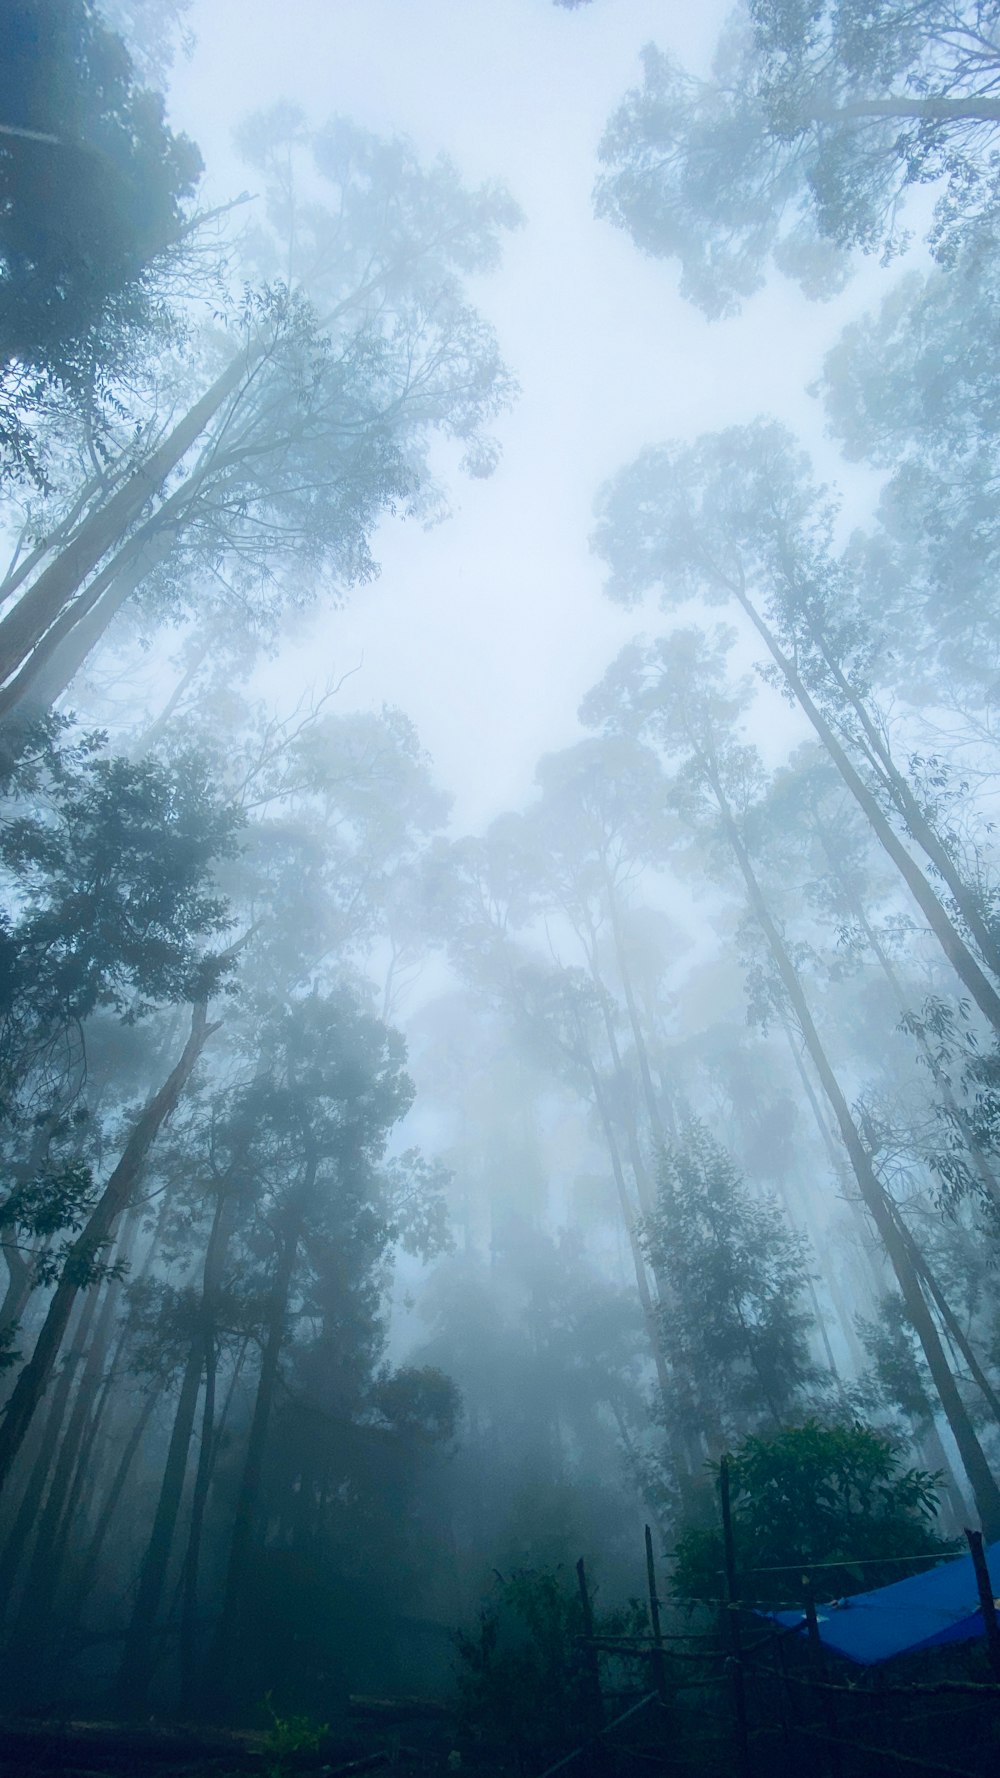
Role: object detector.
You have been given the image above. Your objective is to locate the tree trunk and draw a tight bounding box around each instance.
[0,1293,97,1623]
[890,1208,1000,1428]
[113,1342,202,1709]
[0,468,110,611]
[709,768,1000,1537]
[0,1238,33,1339]
[179,1190,238,1706]
[734,587,1000,1037]
[65,1391,158,1625]
[603,868,671,1146]
[0,355,250,688]
[116,1186,235,1708]
[586,1056,670,1407]
[204,1184,309,1702]
[582,935,658,1215]
[178,1319,216,1707]
[0,532,174,726]
[810,94,1000,126]
[0,1002,216,1499]
[836,857,1000,1209]
[811,638,1000,986]
[5,1214,136,1662]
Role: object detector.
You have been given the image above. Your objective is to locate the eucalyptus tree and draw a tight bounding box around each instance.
[592,420,1000,1037]
[642,1120,820,1448]
[765,745,1000,1214]
[0,111,520,720]
[196,987,416,1704]
[0,0,203,485]
[0,723,242,1487]
[229,702,450,984]
[99,0,193,83]
[421,832,679,1433]
[596,0,1000,317]
[55,697,451,1706]
[822,247,1000,704]
[526,737,680,1150]
[582,625,1000,1536]
[412,1223,646,1583]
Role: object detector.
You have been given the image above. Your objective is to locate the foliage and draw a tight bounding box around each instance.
[0,0,202,480]
[0,721,240,1122]
[857,1291,938,1432]
[454,1565,643,1762]
[673,1421,955,1606]
[596,1,1000,316]
[643,1121,820,1444]
[261,1694,329,1778]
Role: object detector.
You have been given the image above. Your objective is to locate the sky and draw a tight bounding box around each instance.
[166,0,899,832]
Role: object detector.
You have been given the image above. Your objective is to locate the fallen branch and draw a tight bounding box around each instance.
[347,1696,452,1723]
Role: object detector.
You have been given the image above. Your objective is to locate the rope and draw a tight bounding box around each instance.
[741,1550,962,1575]
[750,1660,1000,1699]
[534,1691,660,1778]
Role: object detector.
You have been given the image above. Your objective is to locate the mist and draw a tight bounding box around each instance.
[1,3,1000,1774]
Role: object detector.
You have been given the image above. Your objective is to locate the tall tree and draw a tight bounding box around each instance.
[0,0,202,483]
[200,988,415,1704]
[642,1119,820,1445]
[0,113,520,719]
[583,626,1000,1536]
[591,421,1000,1036]
[596,0,1000,316]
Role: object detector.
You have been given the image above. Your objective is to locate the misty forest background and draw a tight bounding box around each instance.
[6,0,1000,1746]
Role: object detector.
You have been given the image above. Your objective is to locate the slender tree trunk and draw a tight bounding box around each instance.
[583,940,658,1215]
[890,1208,1000,1427]
[0,1125,58,1336]
[0,1002,216,1499]
[0,355,250,688]
[920,1420,972,1530]
[810,94,1000,124]
[770,1174,844,1379]
[0,533,174,725]
[811,637,1000,984]
[603,869,670,1146]
[709,769,1000,1536]
[205,1185,309,1702]
[733,585,1000,1036]
[65,1390,158,1624]
[776,1008,888,1306]
[179,1318,216,1706]
[874,945,1000,1208]
[0,468,111,610]
[113,1344,202,1708]
[0,1292,98,1622]
[579,1046,665,1386]
[116,1187,235,1707]
[137,636,215,753]
[66,1181,175,1517]
[6,1214,136,1659]
[0,1240,32,1338]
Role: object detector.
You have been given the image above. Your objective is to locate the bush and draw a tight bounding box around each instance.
[673,1420,955,1607]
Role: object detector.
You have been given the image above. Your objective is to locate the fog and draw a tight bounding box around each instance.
[2,3,1000,1774]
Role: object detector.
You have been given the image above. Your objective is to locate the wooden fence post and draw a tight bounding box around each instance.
[719,1456,751,1778]
[644,1523,668,1705]
[575,1555,604,1748]
[965,1527,1000,1681]
[803,1581,841,1778]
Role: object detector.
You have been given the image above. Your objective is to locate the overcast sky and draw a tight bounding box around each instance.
[167,0,898,831]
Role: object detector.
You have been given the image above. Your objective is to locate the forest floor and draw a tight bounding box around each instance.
[0,1707,464,1778]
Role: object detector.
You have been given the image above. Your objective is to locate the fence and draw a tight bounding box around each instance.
[538,1490,1000,1778]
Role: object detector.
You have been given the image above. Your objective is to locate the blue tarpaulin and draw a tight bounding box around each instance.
[768,1541,1000,1665]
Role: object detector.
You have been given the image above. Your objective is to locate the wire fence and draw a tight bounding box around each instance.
[532,1517,1000,1778]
